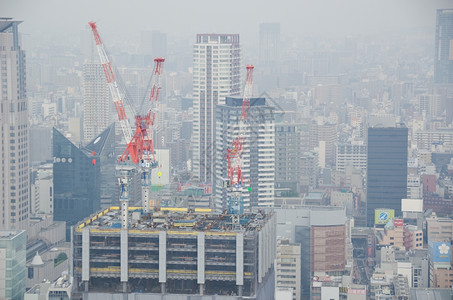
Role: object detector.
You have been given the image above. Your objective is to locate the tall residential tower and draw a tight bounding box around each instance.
[82,62,111,142]
[192,34,240,184]
[434,9,453,84]
[0,19,29,230]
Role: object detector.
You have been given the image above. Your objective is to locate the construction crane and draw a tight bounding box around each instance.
[88,22,164,216]
[227,65,254,218]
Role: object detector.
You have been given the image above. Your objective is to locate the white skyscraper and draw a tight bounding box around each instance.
[0,19,29,230]
[192,34,240,184]
[216,97,275,210]
[82,62,111,142]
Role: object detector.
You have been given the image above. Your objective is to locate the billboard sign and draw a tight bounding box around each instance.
[430,240,451,263]
[401,198,423,212]
[375,209,395,225]
[393,219,404,227]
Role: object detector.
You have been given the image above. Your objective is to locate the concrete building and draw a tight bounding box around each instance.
[426,212,453,241]
[25,273,72,300]
[215,97,275,210]
[335,141,367,173]
[273,206,347,299]
[428,239,452,288]
[71,207,275,299]
[275,123,302,196]
[310,121,337,167]
[82,62,111,143]
[30,164,53,215]
[300,151,319,192]
[275,239,301,300]
[367,126,408,226]
[0,19,30,231]
[0,230,26,299]
[434,9,453,84]
[415,129,453,151]
[192,33,240,185]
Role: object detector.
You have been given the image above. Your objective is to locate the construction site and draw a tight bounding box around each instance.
[72,206,276,298]
[69,23,277,299]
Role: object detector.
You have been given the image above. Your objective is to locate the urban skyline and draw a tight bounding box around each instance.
[1,2,453,300]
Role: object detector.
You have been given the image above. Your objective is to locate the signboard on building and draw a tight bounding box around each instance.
[374,209,395,225]
[401,198,423,212]
[429,240,451,263]
[393,219,404,227]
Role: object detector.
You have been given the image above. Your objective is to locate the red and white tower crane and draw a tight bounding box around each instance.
[227,65,254,215]
[88,22,164,216]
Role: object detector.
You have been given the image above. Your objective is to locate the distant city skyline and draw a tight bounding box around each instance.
[3,0,451,45]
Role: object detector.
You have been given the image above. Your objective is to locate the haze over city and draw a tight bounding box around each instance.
[0,0,453,299]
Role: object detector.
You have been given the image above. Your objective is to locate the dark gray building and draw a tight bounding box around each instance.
[434,9,453,84]
[53,128,101,234]
[366,126,408,226]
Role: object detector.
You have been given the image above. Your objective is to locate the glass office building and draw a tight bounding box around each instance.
[0,230,26,300]
[367,126,408,226]
[53,128,101,230]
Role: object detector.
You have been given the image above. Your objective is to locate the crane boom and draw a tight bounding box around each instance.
[88,22,133,144]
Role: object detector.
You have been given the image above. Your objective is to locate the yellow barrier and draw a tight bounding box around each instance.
[90,228,120,234]
[129,230,159,235]
[161,207,188,212]
[174,222,196,227]
[167,231,198,235]
[90,266,120,272]
[129,268,158,273]
[195,208,212,213]
[205,232,237,236]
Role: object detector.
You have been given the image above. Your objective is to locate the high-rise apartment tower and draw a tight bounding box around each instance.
[192,34,240,184]
[82,62,111,142]
[434,9,453,84]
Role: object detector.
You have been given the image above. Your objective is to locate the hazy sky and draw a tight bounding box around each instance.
[2,0,452,42]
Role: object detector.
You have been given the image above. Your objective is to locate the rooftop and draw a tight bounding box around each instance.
[0,18,22,33]
[76,206,272,234]
[0,230,25,239]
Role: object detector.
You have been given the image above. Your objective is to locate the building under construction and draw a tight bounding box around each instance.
[71,207,276,299]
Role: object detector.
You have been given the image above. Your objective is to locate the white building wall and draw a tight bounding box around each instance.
[192,34,240,184]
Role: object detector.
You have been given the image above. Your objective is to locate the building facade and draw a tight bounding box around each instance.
[0,19,29,231]
[275,239,301,300]
[259,23,280,71]
[275,124,302,196]
[192,34,240,184]
[367,126,408,226]
[335,141,367,173]
[82,62,111,143]
[72,207,276,299]
[215,97,275,210]
[53,128,101,231]
[0,230,26,299]
[434,9,453,84]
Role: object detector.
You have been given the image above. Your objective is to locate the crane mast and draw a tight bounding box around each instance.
[227,65,254,216]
